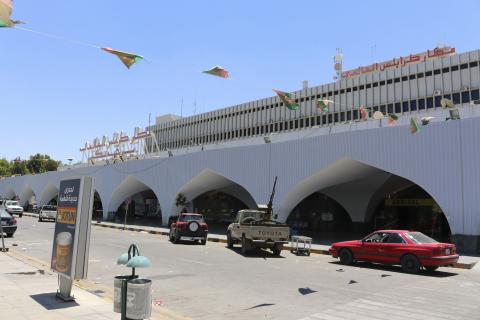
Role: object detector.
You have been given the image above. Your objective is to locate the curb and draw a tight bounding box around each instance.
[21,215,478,270]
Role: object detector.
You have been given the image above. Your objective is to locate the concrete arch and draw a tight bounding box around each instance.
[171,169,258,215]
[277,158,384,222]
[19,185,36,207]
[39,183,59,206]
[2,185,17,200]
[277,158,451,233]
[107,175,161,213]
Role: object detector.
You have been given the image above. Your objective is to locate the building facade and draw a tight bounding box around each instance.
[1,48,480,253]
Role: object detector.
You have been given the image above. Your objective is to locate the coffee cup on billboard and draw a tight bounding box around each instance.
[56,232,72,273]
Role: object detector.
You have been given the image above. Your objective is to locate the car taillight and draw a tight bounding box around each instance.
[201,223,208,231]
[12,218,17,225]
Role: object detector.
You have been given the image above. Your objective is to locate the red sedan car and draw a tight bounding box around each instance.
[329,230,459,273]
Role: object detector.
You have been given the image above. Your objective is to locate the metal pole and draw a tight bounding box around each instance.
[124,202,129,231]
[121,278,128,320]
[0,222,6,252]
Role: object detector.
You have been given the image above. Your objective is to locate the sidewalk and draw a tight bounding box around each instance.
[0,249,191,320]
[88,218,479,270]
[0,251,118,320]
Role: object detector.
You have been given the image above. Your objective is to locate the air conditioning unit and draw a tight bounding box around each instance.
[433,90,442,95]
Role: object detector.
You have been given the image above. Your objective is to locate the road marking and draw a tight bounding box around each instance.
[176,258,212,266]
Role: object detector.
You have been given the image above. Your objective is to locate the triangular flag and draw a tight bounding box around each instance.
[316,99,332,113]
[359,105,368,120]
[421,116,434,126]
[410,117,421,134]
[0,0,14,28]
[202,66,229,78]
[101,47,144,69]
[273,89,299,110]
[387,114,398,126]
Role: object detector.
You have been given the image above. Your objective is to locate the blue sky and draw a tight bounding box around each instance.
[1,0,479,163]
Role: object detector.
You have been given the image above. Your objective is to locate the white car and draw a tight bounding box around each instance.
[4,200,23,217]
[38,205,57,222]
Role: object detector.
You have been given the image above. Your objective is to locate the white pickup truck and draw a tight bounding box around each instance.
[3,200,23,217]
[227,210,290,255]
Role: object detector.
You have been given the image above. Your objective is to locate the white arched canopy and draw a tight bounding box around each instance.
[108,175,160,213]
[278,158,383,221]
[19,185,36,207]
[39,183,59,206]
[3,186,17,200]
[172,169,258,214]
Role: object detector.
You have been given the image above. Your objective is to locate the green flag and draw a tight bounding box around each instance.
[410,117,420,134]
[316,99,332,113]
[273,89,299,110]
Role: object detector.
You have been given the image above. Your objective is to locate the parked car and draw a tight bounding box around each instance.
[3,200,23,218]
[167,215,179,228]
[329,230,459,274]
[38,205,57,222]
[169,213,208,245]
[0,209,17,237]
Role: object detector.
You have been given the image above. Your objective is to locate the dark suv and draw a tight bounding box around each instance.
[169,213,208,245]
[0,209,17,237]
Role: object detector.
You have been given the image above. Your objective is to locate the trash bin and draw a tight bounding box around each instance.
[126,278,152,320]
[113,275,131,313]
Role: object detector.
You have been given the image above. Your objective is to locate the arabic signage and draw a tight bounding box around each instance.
[51,177,94,280]
[51,179,81,278]
[342,46,456,79]
[385,199,435,207]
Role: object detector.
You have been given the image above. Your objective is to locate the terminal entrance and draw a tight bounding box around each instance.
[286,192,352,243]
[370,185,451,243]
[192,191,248,226]
[92,191,103,220]
[114,190,162,225]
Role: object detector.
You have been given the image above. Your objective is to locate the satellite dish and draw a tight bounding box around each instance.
[373,111,385,120]
[440,98,454,108]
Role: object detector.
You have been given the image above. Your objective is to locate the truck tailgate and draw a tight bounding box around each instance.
[246,226,289,241]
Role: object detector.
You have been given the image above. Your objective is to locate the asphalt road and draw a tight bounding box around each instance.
[3,216,480,320]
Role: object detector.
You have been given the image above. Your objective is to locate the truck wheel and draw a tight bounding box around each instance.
[401,254,420,274]
[6,233,13,238]
[227,231,234,248]
[241,235,249,254]
[38,217,42,222]
[201,238,207,245]
[272,246,282,256]
[19,213,23,218]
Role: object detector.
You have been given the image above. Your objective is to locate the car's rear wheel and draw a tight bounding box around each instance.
[226,231,234,248]
[339,248,354,265]
[6,233,13,238]
[401,254,420,274]
[201,238,207,245]
[19,213,23,218]
[38,216,43,222]
[425,266,439,272]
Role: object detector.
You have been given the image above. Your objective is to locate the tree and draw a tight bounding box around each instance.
[175,193,189,210]
[11,159,29,175]
[45,158,60,172]
[0,158,11,177]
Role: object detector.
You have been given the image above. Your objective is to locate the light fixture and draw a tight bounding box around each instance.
[168,150,173,157]
[264,136,271,144]
[449,109,460,120]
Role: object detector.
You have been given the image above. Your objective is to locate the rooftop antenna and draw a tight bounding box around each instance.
[193,97,197,115]
[180,97,184,117]
[333,48,343,81]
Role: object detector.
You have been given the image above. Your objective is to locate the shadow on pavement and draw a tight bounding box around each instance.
[30,293,79,310]
[228,247,286,259]
[328,261,459,278]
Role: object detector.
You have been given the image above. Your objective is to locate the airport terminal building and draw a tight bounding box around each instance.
[2,46,480,253]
